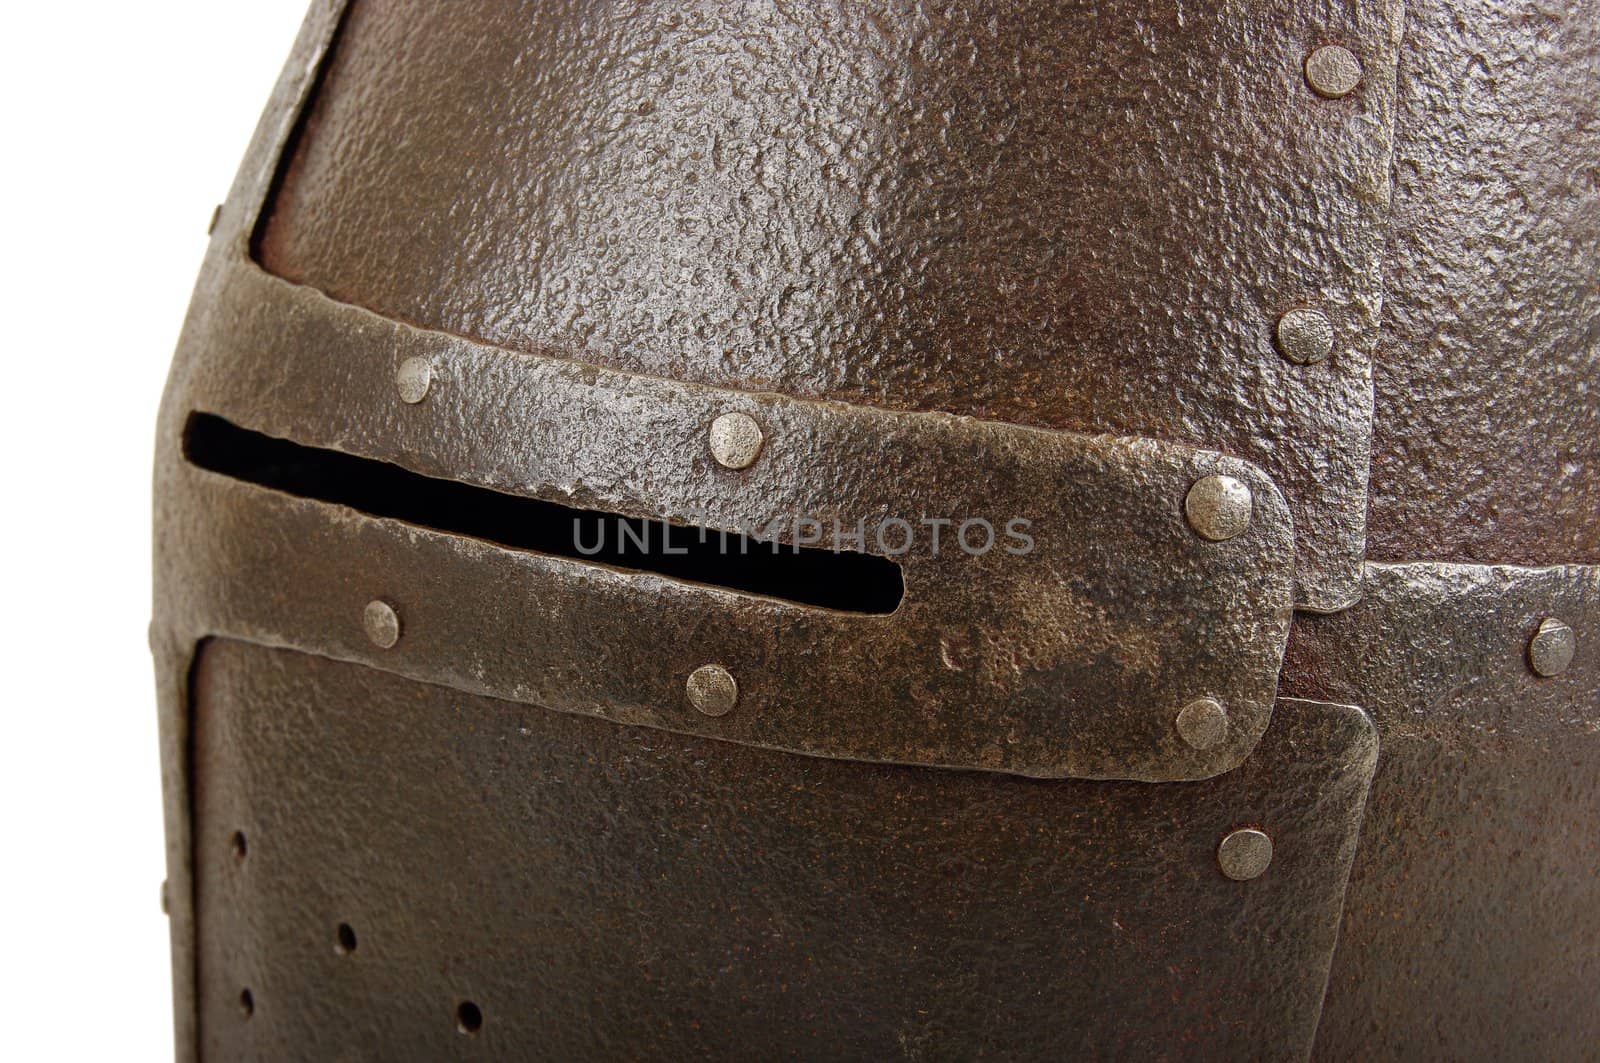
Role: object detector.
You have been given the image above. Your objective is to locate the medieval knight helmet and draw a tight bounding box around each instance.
[154,0,1599,1058]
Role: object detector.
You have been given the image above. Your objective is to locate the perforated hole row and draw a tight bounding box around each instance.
[225,830,486,1038]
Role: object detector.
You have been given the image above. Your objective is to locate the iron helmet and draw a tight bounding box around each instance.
[155,0,1599,1057]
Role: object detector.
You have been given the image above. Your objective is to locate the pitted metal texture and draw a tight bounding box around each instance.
[152,0,1600,1059]
[255,0,1405,611]
[1367,0,1600,567]
[1284,563,1600,1062]
[192,639,1376,1062]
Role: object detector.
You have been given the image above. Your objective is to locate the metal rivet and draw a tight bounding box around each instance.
[207,204,222,236]
[1176,697,1230,751]
[686,664,738,717]
[708,412,764,470]
[1185,475,1253,541]
[363,599,401,649]
[396,357,433,404]
[1528,617,1576,677]
[1276,308,1335,365]
[1218,828,1273,881]
[1305,44,1363,99]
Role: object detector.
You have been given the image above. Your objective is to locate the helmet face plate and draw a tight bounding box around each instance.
[189,638,1376,1060]
[154,0,1600,1059]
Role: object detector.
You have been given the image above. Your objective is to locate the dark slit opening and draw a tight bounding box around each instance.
[182,412,903,614]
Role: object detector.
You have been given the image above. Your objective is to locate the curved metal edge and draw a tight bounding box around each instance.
[153,5,350,1061]
[1273,696,1381,1063]
[150,631,200,1063]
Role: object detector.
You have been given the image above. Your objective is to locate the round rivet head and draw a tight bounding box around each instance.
[1528,617,1576,677]
[396,357,433,404]
[1218,828,1273,881]
[1276,308,1335,365]
[686,664,738,717]
[1176,698,1230,751]
[1185,475,1254,541]
[363,600,401,649]
[1305,44,1363,99]
[708,412,764,470]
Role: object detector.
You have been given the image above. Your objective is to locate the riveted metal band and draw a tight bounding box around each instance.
[152,0,1298,786]
[159,255,1295,783]
[1287,562,1600,739]
[152,6,352,1058]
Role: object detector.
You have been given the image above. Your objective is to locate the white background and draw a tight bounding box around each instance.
[0,3,310,1058]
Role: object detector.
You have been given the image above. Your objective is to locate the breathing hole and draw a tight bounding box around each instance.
[239,989,254,1019]
[230,831,248,862]
[456,1000,483,1035]
[335,922,357,955]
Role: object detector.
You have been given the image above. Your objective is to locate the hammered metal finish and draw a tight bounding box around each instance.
[191,640,1376,1062]
[152,0,1600,1058]
[255,0,1404,611]
[1285,563,1600,1062]
[1367,0,1600,566]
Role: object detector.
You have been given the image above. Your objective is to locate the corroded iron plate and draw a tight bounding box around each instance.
[192,640,1376,1061]
[1367,0,1600,567]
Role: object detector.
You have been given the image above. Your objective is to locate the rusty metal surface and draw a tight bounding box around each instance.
[152,6,353,1054]
[153,0,1600,1057]
[1367,0,1600,566]
[160,257,1294,783]
[252,0,1404,612]
[192,638,1375,1061]
[1283,562,1600,1062]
